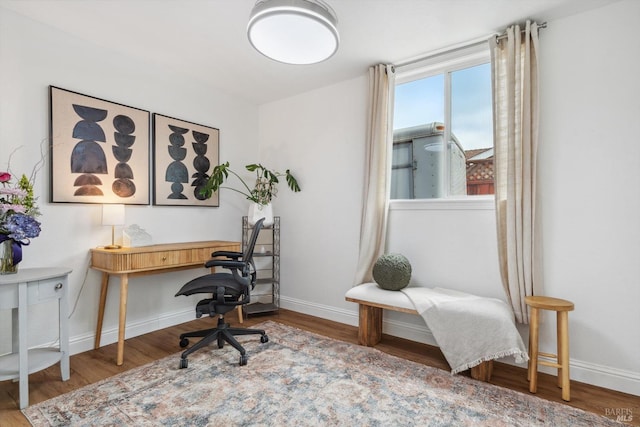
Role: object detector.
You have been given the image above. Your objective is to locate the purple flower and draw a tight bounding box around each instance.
[4,213,41,241]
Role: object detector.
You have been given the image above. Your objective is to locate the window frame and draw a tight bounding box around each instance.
[391,41,493,210]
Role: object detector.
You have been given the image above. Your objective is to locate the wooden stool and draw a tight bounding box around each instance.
[525,296,575,401]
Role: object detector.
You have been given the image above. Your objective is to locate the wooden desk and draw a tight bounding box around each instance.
[0,267,72,409]
[90,240,240,366]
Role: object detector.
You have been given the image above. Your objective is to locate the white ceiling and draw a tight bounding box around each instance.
[1,0,618,104]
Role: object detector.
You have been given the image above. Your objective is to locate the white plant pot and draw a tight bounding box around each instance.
[248,203,273,227]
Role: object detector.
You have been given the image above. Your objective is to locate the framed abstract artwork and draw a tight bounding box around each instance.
[49,86,151,204]
[152,114,219,206]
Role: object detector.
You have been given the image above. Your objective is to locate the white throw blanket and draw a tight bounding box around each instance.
[401,287,528,374]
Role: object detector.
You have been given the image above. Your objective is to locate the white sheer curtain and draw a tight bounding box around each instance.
[490,21,541,323]
[353,64,395,285]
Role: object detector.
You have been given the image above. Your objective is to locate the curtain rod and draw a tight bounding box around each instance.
[394,36,490,69]
[394,21,548,70]
[495,21,547,42]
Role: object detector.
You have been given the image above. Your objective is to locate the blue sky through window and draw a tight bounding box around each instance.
[394,63,493,151]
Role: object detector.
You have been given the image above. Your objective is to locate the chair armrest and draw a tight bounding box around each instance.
[211,250,242,259]
[204,259,245,269]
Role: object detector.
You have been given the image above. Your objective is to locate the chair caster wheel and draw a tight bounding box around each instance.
[218,336,224,349]
[179,338,189,348]
[260,334,269,343]
[179,358,188,369]
[239,354,248,366]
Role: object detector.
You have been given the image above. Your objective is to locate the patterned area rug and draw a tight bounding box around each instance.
[23,321,621,426]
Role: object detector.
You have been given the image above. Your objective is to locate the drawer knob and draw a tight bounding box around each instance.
[55,283,63,290]
[162,256,167,261]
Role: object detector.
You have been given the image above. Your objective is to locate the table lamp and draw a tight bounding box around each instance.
[102,204,125,249]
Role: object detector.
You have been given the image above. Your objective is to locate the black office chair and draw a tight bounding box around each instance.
[175,217,268,368]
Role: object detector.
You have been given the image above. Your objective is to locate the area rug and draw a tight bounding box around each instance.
[23,321,621,426]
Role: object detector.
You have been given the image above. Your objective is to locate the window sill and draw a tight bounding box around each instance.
[389,196,495,211]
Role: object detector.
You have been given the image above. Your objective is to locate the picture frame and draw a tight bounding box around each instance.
[49,86,151,204]
[152,114,219,207]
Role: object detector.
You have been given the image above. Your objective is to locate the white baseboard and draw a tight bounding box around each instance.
[68,309,196,356]
[281,296,640,397]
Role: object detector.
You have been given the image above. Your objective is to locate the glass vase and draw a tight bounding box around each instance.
[0,239,18,274]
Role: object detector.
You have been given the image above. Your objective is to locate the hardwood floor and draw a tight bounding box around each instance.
[1,309,638,425]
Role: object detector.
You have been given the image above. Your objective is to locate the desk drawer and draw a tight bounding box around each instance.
[129,250,194,270]
[28,277,66,303]
[192,247,228,263]
[0,277,65,309]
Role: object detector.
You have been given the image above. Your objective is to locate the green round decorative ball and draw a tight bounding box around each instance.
[372,253,412,291]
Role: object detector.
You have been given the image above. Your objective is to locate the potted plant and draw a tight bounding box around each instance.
[200,162,301,225]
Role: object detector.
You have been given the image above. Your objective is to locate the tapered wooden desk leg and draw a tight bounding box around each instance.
[528,307,539,393]
[558,311,571,401]
[116,274,129,366]
[94,272,109,349]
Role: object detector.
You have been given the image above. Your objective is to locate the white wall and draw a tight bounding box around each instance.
[536,0,640,392]
[0,8,259,354]
[262,0,640,395]
[258,75,368,313]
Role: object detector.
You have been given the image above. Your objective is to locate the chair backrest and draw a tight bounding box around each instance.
[244,217,265,262]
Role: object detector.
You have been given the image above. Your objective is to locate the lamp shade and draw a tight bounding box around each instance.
[247,0,339,65]
[102,204,125,226]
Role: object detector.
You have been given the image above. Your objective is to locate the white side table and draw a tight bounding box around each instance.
[0,267,72,409]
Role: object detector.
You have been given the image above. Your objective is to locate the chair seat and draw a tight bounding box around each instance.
[176,273,244,297]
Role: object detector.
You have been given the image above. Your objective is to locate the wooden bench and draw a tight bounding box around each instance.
[345,282,493,381]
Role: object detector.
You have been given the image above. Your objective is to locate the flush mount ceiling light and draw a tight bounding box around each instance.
[247,0,339,65]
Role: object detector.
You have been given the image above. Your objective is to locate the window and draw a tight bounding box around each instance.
[391,43,494,200]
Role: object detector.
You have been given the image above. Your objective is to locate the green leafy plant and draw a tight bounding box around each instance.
[201,162,301,205]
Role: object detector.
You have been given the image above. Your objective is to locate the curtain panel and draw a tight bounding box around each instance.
[490,21,541,323]
[353,64,395,285]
